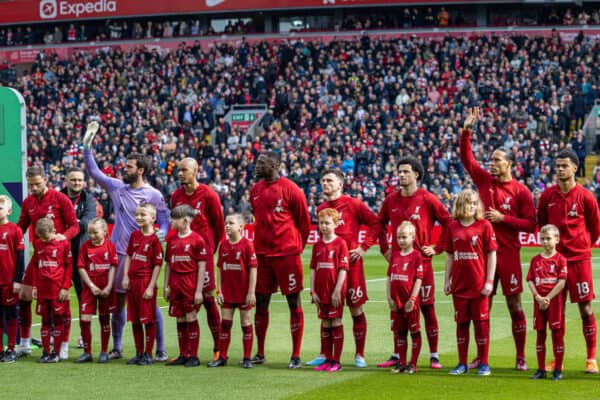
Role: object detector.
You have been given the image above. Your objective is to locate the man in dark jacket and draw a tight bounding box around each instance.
[61,167,98,304]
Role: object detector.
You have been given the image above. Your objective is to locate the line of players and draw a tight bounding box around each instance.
[0,109,598,378]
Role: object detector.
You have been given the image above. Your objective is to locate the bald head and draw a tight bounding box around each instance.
[178,157,200,190]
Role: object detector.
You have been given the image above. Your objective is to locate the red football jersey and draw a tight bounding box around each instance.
[460,129,537,253]
[166,231,208,274]
[526,253,568,297]
[388,249,424,309]
[538,184,600,262]
[17,188,80,241]
[0,222,25,285]
[317,195,381,258]
[170,185,224,253]
[379,188,452,257]
[310,236,349,304]
[126,231,163,279]
[217,237,258,304]
[250,177,311,256]
[442,219,498,298]
[77,239,118,280]
[29,238,72,299]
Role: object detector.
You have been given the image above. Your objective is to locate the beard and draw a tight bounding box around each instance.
[122,173,137,184]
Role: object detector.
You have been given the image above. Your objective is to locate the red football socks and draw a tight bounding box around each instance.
[187,320,200,358]
[352,313,367,357]
[474,320,490,365]
[99,314,111,353]
[144,322,155,355]
[321,326,332,360]
[457,322,470,365]
[80,320,92,354]
[52,315,64,354]
[242,324,253,359]
[203,295,221,352]
[18,300,32,339]
[332,325,344,363]
[255,307,269,356]
[290,308,304,358]
[176,321,187,356]
[132,323,144,354]
[536,330,547,371]
[421,305,439,354]
[410,331,422,366]
[552,328,565,371]
[219,319,233,359]
[397,329,408,365]
[510,309,527,359]
[583,313,597,360]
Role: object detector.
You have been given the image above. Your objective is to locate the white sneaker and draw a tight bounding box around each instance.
[59,342,69,360]
[15,345,32,357]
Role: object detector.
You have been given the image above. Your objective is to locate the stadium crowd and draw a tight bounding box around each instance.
[11,30,600,225]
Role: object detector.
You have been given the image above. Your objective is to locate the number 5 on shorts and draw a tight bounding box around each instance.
[288,273,297,291]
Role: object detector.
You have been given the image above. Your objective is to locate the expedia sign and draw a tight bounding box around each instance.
[39,0,116,19]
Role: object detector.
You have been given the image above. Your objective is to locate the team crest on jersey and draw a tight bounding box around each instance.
[52,249,57,258]
[236,251,241,260]
[46,205,55,219]
[337,212,345,227]
[194,201,202,215]
[184,244,191,253]
[403,262,409,271]
[500,196,512,211]
[329,250,335,259]
[1,232,6,240]
[549,263,555,273]
[568,204,578,217]
[144,244,150,252]
[471,235,479,246]
[104,252,109,260]
[274,199,284,213]
[410,206,421,221]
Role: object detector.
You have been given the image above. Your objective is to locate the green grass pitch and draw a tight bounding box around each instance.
[3,247,600,400]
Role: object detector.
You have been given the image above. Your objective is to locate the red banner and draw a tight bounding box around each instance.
[1,0,492,24]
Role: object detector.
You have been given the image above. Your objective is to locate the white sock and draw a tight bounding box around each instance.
[431,352,439,359]
[20,337,31,348]
[61,342,69,351]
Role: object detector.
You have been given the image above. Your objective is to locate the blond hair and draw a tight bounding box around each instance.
[35,217,55,237]
[226,213,245,226]
[88,217,108,233]
[318,208,339,225]
[397,221,416,236]
[137,202,157,217]
[0,195,12,210]
[540,224,560,238]
[452,189,484,220]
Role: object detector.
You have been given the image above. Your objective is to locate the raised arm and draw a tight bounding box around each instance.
[459,106,492,184]
[82,122,122,192]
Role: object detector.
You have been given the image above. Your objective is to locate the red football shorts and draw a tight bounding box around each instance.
[222,302,253,311]
[566,259,594,303]
[0,284,18,306]
[317,302,344,320]
[533,295,565,331]
[36,298,69,317]
[127,278,156,324]
[256,254,303,295]
[203,254,216,292]
[493,248,523,296]
[391,306,421,333]
[80,286,116,315]
[452,295,489,324]
[420,258,435,305]
[346,258,368,307]
[168,272,201,317]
